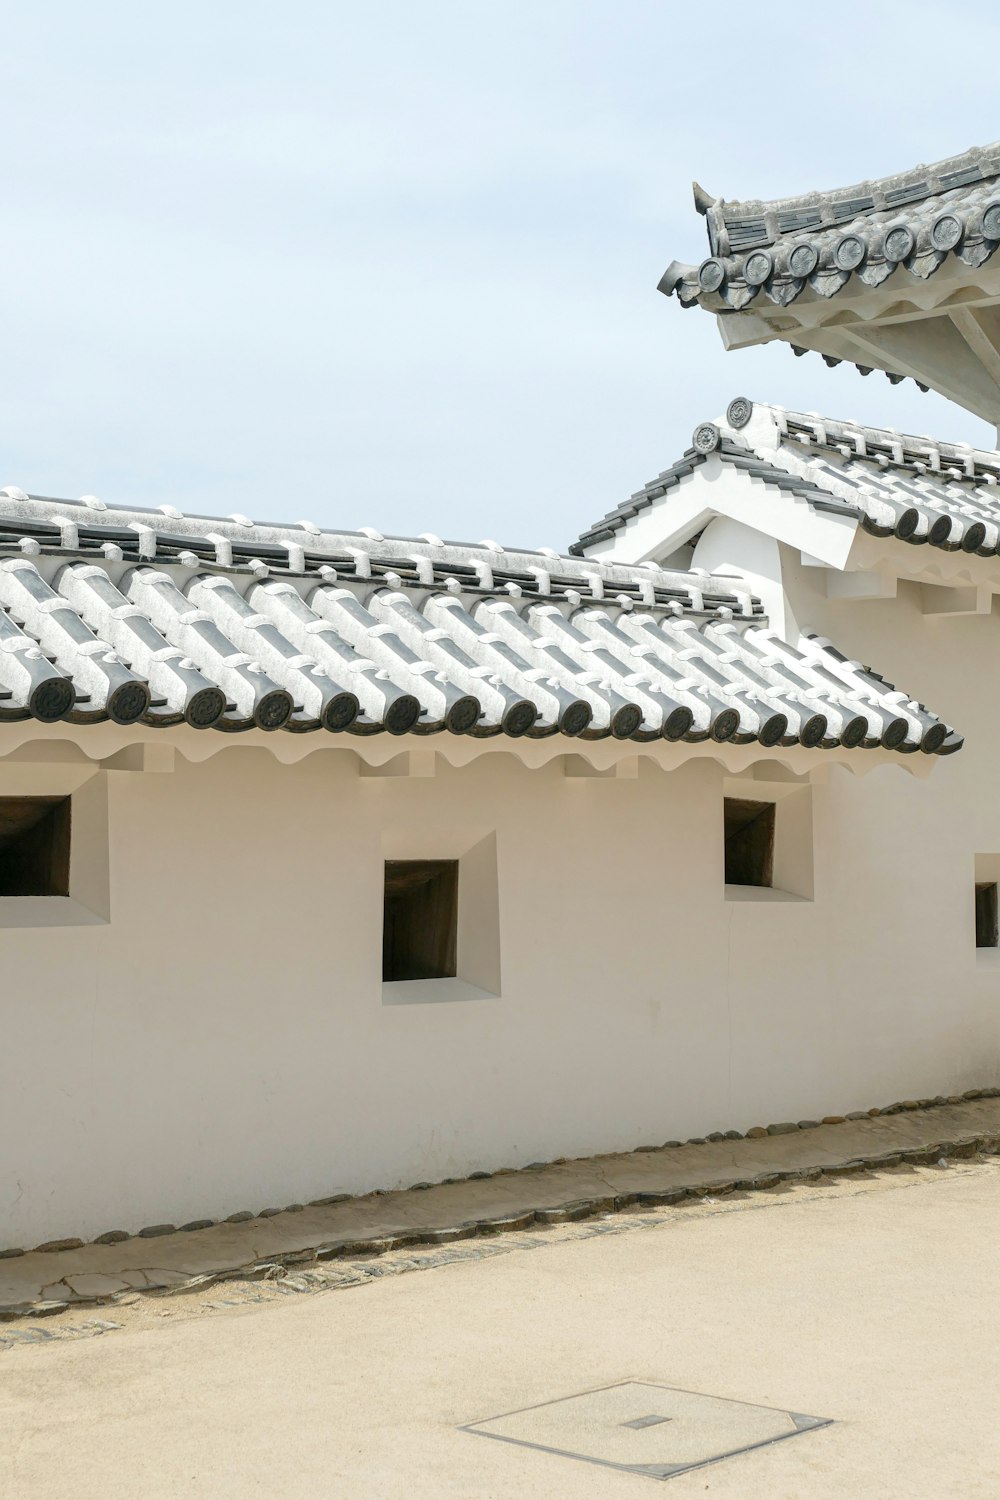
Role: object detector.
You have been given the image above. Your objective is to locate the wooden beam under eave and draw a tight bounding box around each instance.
[100,744,176,774]
[949,305,1000,392]
[825,569,898,601]
[920,583,993,617]
[359,749,437,778]
[562,754,639,779]
[833,317,1000,424]
[772,324,938,399]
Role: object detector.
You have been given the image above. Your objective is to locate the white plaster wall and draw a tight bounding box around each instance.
[2,729,997,1249]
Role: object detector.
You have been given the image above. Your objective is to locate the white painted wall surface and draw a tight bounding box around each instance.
[2,723,996,1249]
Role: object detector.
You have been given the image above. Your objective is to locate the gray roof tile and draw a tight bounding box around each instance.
[660,142,1000,387]
[571,439,845,555]
[745,401,1000,556]
[575,399,1000,564]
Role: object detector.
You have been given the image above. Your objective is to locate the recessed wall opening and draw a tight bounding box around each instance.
[383,859,458,981]
[976,881,998,948]
[724,798,775,889]
[0,796,71,897]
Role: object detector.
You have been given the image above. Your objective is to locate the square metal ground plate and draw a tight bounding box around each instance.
[462,1380,831,1481]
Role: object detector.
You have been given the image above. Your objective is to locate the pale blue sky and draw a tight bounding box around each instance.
[3,2,999,549]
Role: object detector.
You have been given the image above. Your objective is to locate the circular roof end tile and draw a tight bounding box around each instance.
[894,507,921,540]
[834,234,867,272]
[558,700,592,737]
[697,258,726,293]
[107,680,151,726]
[726,397,753,430]
[709,707,740,742]
[981,202,1000,240]
[931,213,964,252]
[692,422,721,454]
[788,241,819,278]
[254,689,293,731]
[661,705,694,741]
[743,250,773,287]
[185,686,227,729]
[883,225,916,263]
[384,694,421,735]
[501,699,538,737]
[881,717,910,750]
[610,703,643,739]
[840,715,868,749]
[445,695,481,734]
[961,522,987,554]
[757,712,788,747]
[920,722,949,754]
[321,691,361,732]
[29,677,75,723]
[799,713,828,748]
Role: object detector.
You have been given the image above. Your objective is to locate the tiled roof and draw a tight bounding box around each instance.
[570,440,841,555]
[575,398,1000,561]
[662,141,1000,308]
[0,487,956,754]
[659,143,1000,387]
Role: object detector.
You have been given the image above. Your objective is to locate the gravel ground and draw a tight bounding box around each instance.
[2,1155,999,1497]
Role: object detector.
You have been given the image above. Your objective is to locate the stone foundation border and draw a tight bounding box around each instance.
[2,1088,998,1318]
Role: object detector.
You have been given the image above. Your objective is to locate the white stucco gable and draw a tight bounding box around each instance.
[581,449,858,578]
[574,397,1000,621]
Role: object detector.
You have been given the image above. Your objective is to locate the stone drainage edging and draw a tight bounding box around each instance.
[2,1090,999,1320]
[9,1086,999,1263]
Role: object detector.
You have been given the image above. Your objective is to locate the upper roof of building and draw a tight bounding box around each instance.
[573,396,1000,561]
[661,141,1000,312]
[657,143,1000,421]
[0,486,957,756]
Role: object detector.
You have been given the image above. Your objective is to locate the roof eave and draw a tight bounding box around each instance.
[0,715,957,778]
[660,253,1000,424]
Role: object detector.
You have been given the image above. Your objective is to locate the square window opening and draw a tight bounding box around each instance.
[383,860,458,982]
[976,881,998,948]
[0,796,71,897]
[724,798,775,889]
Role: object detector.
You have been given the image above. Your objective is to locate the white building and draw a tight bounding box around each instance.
[3,142,1000,1254]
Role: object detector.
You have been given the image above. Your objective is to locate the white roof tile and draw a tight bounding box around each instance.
[0,490,958,755]
[575,399,1000,563]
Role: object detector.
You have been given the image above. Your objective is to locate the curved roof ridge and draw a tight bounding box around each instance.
[0,485,762,617]
[572,396,1000,562]
[660,142,1000,413]
[698,142,1000,254]
[746,399,1000,465]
